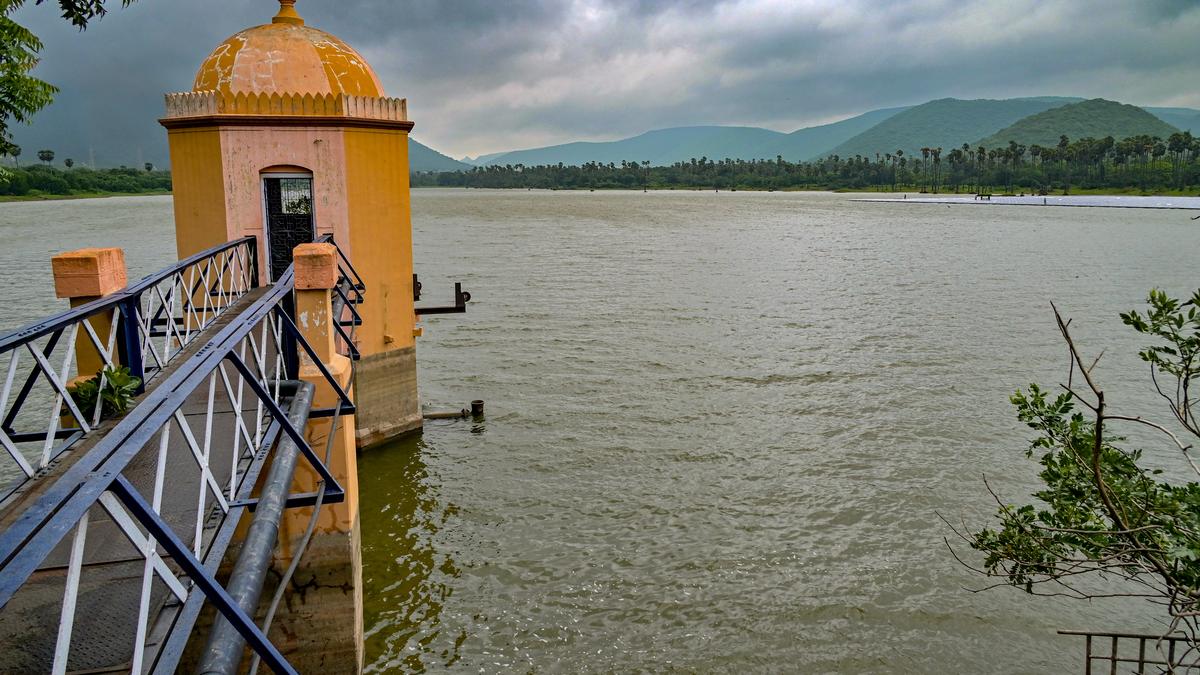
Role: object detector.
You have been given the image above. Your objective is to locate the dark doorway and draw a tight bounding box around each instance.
[263,176,315,281]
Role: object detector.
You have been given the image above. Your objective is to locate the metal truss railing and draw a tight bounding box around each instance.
[0,249,361,673]
[0,237,257,499]
[318,234,365,361]
[1060,629,1200,673]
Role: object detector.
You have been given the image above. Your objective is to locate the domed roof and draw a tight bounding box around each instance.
[193,1,384,98]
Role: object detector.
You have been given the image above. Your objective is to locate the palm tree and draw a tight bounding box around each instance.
[1168,132,1189,187]
[37,149,54,165]
[10,145,20,166]
[958,143,969,191]
[975,145,986,193]
[1058,135,1071,194]
[920,147,931,191]
[64,158,74,169]
[932,147,942,193]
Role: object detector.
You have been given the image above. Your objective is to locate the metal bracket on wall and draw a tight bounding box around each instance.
[415,279,471,315]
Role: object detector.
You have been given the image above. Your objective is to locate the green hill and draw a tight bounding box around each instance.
[410,138,472,172]
[435,97,1200,172]
[756,106,910,161]
[478,126,788,167]
[1144,106,1200,133]
[975,99,1180,148]
[824,97,1081,159]
[473,107,909,167]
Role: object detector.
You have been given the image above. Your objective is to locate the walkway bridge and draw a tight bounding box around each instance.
[0,236,366,673]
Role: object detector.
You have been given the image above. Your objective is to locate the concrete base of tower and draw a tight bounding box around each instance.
[354,346,422,448]
[176,518,365,674]
[265,519,365,673]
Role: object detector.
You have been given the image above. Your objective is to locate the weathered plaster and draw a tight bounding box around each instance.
[193,22,383,98]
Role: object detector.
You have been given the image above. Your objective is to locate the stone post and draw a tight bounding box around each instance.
[270,243,363,672]
[50,247,128,379]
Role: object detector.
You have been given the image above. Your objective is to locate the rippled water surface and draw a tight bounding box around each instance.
[366,190,1199,673]
[0,196,176,332]
[2,191,1198,673]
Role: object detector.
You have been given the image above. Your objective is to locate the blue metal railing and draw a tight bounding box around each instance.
[0,242,362,673]
[313,233,366,364]
[0,237,257,498]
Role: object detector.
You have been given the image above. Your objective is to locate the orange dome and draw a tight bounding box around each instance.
[193,1,384,98]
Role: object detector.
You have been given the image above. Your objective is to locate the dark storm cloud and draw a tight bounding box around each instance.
[9,0,1200,165]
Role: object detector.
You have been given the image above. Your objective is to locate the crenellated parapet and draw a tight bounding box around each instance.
[163,90,408,125]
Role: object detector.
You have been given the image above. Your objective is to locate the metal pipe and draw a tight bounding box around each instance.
[197,380,315,675]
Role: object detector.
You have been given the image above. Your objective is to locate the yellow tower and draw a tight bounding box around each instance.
[162,0,422,444]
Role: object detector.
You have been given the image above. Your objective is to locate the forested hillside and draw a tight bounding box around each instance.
[976,99,1179,148]
[824,97,1080,160]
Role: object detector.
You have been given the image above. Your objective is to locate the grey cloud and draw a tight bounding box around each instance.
[9,0,1199,165]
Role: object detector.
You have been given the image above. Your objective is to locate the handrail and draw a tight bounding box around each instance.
[1058,629,1193,640]
[1059,629,1200,672]
[0,237,258,496]
[315,233,365,362]
[130,236,258,295]
[316,233,366,293]
[0,236,257,353]
[0,256,357,674]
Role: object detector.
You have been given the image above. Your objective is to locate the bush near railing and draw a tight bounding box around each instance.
[67,365,141,422]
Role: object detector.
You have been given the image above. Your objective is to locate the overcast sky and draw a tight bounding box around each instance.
[10,0,1200,165]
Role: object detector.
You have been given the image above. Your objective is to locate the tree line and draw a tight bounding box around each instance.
[0,163,170,197]
[412,132,1200,194]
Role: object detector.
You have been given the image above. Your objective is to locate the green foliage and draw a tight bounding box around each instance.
[68,365,141,421]
[967,289,1200,628]
[0,1,135,154]
[0,10,57,155]
[0,163,171,196]
[4,0,133,29]
[1121,289,1200,384]
[977,99,1181,149]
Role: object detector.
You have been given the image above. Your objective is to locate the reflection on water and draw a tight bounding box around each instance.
[361,433,462,672]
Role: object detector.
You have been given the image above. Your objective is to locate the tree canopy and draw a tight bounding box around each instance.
[0,0,135,156]
[956,289,1200,645]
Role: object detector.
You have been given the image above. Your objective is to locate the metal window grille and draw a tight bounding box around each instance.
[265,178,315,282]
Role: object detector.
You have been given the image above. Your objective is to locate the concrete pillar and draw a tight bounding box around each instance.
[268,243,363,672]
[50,247,127,379]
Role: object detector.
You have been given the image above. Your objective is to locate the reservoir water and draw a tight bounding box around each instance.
[1,191,1198,672]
